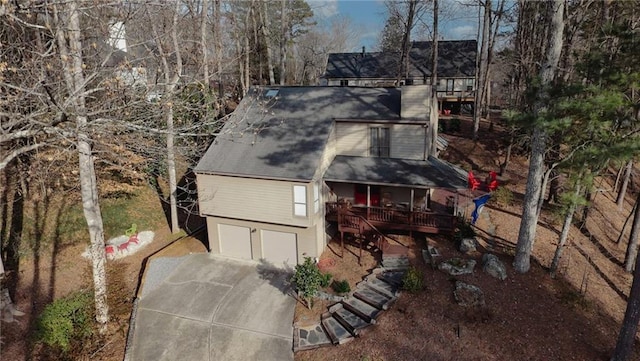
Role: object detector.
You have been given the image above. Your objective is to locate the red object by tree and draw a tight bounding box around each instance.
[488,171,499,191]
[468,171,480,190]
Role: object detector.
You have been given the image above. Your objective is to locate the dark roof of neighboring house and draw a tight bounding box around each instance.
[323,155,468,189]
[324,40,477,80]
[194,86,403,181]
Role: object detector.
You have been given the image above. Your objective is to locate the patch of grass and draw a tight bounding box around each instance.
[319,272,333,288]
[19,186,166,257]
[331,279,351,294]
[558,290,591,310]
[490,186,514,207]
[401,267,423,293]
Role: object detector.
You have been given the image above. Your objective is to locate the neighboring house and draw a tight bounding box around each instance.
[194,85,469,266]
[322,40,477,113]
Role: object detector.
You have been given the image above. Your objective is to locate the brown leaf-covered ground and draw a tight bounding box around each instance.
[2,116,640,360]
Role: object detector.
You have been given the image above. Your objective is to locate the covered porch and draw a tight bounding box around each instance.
[323,155,469,236]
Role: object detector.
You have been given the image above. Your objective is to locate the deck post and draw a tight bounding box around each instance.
[359,234,362,266]
[410,189,414,210]
[340,231,344,258]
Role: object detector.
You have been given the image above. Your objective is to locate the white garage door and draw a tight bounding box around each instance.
[218,224,252,260]
[261,230,298,266]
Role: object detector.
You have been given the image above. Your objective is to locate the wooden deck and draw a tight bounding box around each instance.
[326,202,456,235]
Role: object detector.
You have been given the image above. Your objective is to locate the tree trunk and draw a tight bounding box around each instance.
[201,0,209,89]
[499,129,514,175]
[261,0,276,85]
[473,0,491,140]
[550,180,581,277]
[152,1,183,233]
[166,106,179,233]
[396,0,417,85]
[617,201,637,244]
[536,167,552,218]
[514,0,565,274]
[617,159,633,209]
[279,0,287,85]
[430,0,439,157]
[612,231,640,360]
[214,0,225,115]
[624,192,640,273]
[54,0,109,332]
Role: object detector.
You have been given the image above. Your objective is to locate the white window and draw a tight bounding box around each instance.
[370,127,390,158]
[313,183,320,213]
[293,185,307,217]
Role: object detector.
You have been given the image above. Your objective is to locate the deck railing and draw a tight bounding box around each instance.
[326,202,456,234]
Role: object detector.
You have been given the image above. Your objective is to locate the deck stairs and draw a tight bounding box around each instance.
[293,254,411,351]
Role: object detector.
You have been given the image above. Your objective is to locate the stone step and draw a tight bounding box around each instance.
[364,274,400,298]
[353,283,394,310]
[321,313,354,345]
[342,296,381,323]
[381,257,410,270]
[376,270,406,288]
[382,243,409,257]
[328,303,373,337]
[293,323,332,351]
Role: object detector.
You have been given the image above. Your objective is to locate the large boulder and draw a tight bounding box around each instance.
[458,238,477,254]
[454,281,485,307]
[482,253,507,280]
[438,258,476,276]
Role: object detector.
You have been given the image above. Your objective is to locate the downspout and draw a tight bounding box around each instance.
[423,122,429,160]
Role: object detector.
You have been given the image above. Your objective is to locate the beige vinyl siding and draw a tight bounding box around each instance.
[314,124,336,179]
[197,174,311,227]
[336,122,425,160]
[390,123,426,160]
[400,85,431,119]
[336,123,368,156]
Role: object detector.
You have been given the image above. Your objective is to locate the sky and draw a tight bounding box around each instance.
[307,0,485,52]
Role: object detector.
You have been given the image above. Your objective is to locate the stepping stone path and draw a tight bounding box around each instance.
[293,252,410,351]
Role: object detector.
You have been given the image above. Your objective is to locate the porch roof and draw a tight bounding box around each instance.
[323,155,468,189]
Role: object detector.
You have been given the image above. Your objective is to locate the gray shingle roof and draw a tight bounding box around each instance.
[323,155,468,189]
[324,40,477,80]
[194,87,402,181]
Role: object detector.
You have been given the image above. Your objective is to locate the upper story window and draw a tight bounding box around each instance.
[340,79,349,86]
[446,79,455,95]
[293,185,307,217]
[466,78,474,91]
[369,127,390,158]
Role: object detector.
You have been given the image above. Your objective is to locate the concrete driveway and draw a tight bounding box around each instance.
[128,254,295,361]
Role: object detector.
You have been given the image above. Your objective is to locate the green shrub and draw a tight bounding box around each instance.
[319,272,333,288]
[491,186,514,206]
[438,119,447,133]
[291,257,323,309]
[331,279,351,294]
[402,267,423,293]
[36,291,93,353]
[449,117,462,132]
[454,217,476,242]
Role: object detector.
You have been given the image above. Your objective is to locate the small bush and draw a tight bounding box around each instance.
[402,267,423,293]
[291,257,323,309]
[36,291,93,353]
[454,217,476,242]
[319,272,333,288]
[449,117,462,132]
[439,119,447,133]
[331,279,351,294]
[491,186,514,206]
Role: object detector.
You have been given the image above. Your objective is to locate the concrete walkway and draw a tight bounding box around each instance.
[128,254,295,361]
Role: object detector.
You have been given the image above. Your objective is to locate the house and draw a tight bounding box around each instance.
[322,40,477,113]
[194,85,469,266]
